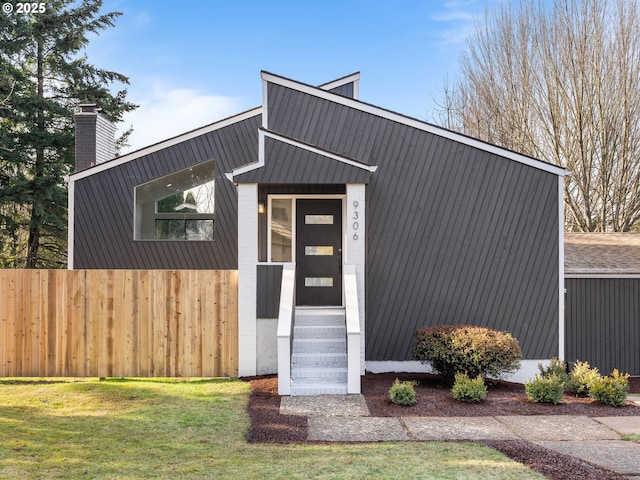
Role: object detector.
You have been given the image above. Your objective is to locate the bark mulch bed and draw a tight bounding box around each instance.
[246,373,640,480]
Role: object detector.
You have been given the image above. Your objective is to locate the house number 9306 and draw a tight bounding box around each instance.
[352,201,359,240]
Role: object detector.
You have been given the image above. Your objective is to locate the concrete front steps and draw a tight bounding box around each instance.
[290,308,348,395]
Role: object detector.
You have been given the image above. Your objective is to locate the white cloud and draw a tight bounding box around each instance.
[431,0,484,46]
[118,82,241,153]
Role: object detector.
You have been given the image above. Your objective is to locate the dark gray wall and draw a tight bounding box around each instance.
[234,137,370,184]
[565,278,640,375]
[257,265,283,318]
[267,83,560,360]
[73,114,260,269]
[328,82,354,98]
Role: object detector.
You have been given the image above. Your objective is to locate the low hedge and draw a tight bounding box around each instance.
[451,373,487,403]
[413,325,521,383]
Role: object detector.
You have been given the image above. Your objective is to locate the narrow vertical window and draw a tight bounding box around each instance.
[270,198,292,262]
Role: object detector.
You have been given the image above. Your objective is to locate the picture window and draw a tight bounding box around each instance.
[135,161,214,240]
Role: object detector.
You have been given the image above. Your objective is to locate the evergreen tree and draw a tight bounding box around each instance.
[0,0,136,267]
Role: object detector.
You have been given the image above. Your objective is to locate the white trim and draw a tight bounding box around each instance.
[264,130,377,172]
[344,264,361,394]
[365,360,549,384]
[70,107,262,181]
[228,129,377,181]
[261,71,569,177]
[365,360,433,374]
[565,273,640,278]
[262,77,268,129]
[558,176,565,361]
[346,184,366,375]
[67,180,75,269]
[277,264,295,395]
[237,184,259,377]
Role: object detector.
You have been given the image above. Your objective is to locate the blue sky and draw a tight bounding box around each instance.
[88,0,491,153]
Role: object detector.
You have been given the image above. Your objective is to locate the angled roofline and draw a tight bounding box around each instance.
[225,128,378,181]
[260,71,569,177]
[319,71,360,99]
[68,71,365,183]
[68,106,263,182]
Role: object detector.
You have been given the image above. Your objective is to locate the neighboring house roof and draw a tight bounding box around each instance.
[565,233,640,275]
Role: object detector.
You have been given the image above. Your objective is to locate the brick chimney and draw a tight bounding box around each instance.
[74,103,117,171]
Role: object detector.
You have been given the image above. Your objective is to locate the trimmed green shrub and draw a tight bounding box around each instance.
[538,357,568,386]
[566,360,600,395]
[525,374,564,404]
[413,325,521,383]
[588,369,629,407]
[389,378,417,406]
[451,373,487,403]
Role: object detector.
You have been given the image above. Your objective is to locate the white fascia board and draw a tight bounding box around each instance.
[261,71,569,177]
[67,180,75,269]
[69,107,262,182]
[262,130,377,172]
[227,129,377,180]
[558,177,565,360]
[262,78,268,129]
[565,273,640,278]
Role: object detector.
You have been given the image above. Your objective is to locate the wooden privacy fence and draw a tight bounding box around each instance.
[0,270,238,378]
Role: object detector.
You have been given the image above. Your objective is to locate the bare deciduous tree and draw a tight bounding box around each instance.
[436,0,640,232]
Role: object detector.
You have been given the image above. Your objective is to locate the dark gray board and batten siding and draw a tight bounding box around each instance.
[266,82,561,361]
[234,136,371,184]
[565,278,640,375]
[73,114,260,269]
[326,82,354,99]
[257,265,283,318]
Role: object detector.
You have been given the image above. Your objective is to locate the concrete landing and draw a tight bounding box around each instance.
[280,394,370,417]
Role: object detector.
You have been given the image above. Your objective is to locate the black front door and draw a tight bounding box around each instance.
[296,199,342,306]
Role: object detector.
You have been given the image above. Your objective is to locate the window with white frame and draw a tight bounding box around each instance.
[135,161,214,240]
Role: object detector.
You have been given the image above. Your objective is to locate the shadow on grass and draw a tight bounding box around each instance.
[0,379,88,385]
[101,377,236,385]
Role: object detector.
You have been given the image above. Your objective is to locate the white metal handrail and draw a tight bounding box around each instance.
[277,264,296,395]
[343,264,361,394]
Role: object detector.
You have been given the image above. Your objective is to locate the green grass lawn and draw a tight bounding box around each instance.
[0,378,545,479]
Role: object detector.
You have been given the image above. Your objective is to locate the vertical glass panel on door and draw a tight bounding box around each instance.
[271,198,292,262]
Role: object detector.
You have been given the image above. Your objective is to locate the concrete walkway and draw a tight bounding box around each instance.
[281,395,640,478]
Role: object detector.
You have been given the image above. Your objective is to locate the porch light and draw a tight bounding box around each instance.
[258,201,266,214]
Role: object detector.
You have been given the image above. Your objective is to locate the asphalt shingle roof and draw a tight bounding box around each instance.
[565,233,640,275]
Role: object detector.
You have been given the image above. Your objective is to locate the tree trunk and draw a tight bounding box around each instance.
[25,36,45,269]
